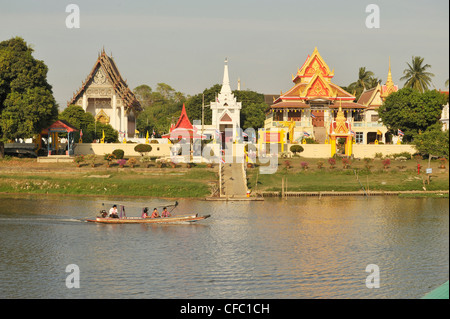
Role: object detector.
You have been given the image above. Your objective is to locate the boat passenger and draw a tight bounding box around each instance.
[151,208,160,218]
[161,207,171,218]
[141,207,149,218]
[109,205,119,218]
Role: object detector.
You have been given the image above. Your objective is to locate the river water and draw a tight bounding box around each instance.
[0,194,448,299]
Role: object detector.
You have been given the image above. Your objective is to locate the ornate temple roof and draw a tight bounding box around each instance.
[357,57,398,108]
[380,57,398,100]
[271,47,366,110]
[67,49,142,112]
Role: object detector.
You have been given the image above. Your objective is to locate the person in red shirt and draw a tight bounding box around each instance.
[161,207,171,218]
[141,207,149,218]
[151,208,160,218]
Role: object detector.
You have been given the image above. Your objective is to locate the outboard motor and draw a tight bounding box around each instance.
[99,210,107,218]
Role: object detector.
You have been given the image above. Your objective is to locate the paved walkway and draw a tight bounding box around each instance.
[221,162,247,197]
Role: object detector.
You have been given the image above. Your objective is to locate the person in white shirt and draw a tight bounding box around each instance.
[109,205,119,218]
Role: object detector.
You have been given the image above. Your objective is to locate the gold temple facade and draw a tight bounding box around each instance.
[264,48,398,146]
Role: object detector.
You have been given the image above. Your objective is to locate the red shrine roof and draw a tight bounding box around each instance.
[173,104,193,131]
[162,104,205,139]
[41,120,78,135]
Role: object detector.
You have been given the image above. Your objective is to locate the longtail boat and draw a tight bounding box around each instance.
[86,214,211,224]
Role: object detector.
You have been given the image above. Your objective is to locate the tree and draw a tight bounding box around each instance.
[184,84,221,125]
[59,105,94,131]
[0,37,58,156]
[134,83,186,136]
[58,104,97,142]
[347,67,379,101]
[400,56,435,92]
[234,89,267,130]
[86,122,118,143]
[1,86,58,139]
[413,123,449,158]
[133,84,153,108]
[240,102,267,130]
[377,88,447,141]
[134,144,152,156]
[290,145,304,155]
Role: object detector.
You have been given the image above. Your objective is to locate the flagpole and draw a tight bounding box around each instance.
[202,93,204,138]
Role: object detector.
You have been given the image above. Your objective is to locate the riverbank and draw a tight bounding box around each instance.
[246,157,449,193]
[0,157,448,198]
[0,158,218,198]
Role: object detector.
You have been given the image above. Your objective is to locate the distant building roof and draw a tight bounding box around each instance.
[68,49,141,112]
[41,120,78,134]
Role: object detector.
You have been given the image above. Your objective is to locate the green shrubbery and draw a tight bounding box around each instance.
[134,144,152,156]
[112,149,124,159]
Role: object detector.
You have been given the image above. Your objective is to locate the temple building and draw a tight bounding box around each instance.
[264,48,399,145]
[356,57,398,143]
[264,47,366,144]
[194,58,241,143]
[68,49,142,139]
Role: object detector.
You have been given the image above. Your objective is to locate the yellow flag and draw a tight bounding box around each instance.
[377,130,382,135]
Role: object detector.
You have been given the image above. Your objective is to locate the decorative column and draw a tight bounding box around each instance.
[112,94,117,131]
[82,93,87,111]
[120,105,125,136]
[330,136,336,157]
[346,137,353,156]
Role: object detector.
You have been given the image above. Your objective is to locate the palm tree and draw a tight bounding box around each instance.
[348,67,377,101]
[349,67,375,91]
[400,56,434,92]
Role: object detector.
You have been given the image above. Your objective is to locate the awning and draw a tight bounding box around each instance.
[41,120,79,135]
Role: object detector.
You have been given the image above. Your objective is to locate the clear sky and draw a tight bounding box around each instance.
[0,0,448,109]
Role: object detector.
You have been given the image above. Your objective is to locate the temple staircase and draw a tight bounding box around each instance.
[220,162,248,198]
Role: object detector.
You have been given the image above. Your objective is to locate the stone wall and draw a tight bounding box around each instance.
[74,142,418,160]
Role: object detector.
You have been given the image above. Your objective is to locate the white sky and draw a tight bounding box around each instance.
[0,0,448,109]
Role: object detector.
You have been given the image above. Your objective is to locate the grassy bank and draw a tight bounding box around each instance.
[0,156,448,198]
[0,158,217,198]
[247,157,449,193]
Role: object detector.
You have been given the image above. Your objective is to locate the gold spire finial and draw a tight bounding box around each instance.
[385,56,394,87]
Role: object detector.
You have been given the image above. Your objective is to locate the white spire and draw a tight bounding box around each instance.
[221,57,232,94]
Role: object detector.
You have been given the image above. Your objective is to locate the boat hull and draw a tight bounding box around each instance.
[86,214,210,224]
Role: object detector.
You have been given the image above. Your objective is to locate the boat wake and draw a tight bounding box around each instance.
[0,217,85,223]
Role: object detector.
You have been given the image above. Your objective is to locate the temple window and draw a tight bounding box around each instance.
[288,111,301,121]
[273,111,284,121]
[355,132,364,144]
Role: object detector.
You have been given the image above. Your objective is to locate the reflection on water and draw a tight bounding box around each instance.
[0,194,448,299]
